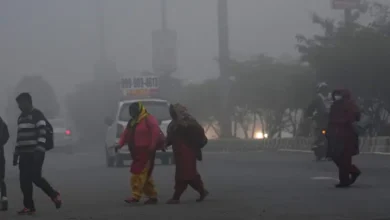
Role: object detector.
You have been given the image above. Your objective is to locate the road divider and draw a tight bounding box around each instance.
[203,137,390,154]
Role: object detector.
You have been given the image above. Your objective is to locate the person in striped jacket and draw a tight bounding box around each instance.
[14,93,62,215]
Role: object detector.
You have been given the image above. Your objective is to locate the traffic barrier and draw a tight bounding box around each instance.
[359,136,390,153]
[203,137,390,154]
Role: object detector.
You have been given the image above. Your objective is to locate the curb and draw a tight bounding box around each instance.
[202,137,390,154]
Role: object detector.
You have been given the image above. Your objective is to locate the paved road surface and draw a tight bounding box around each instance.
[1,147,390,220]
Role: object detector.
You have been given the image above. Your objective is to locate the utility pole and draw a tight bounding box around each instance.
[217,0,232,137]
[160,0,168,77]
[344,8,352,23]
[94,0,117,81]
[97,0,106,61]
[153,0,179,101]
[161,0,167,30]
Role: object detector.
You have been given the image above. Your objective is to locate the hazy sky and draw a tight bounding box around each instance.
[0,0,363,105]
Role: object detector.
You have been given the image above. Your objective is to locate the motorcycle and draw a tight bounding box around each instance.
[311,128,330,161]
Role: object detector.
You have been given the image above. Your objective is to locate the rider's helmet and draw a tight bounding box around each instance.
[316,82,328,94]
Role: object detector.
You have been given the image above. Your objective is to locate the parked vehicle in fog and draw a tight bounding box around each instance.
[49,118,78,154]
[104,98,173,167]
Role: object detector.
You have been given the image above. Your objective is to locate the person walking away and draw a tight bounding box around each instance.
[327,89,361,188]
[115,102,164,205]
[165,103,209,204]
[0,117,9,211]
[14,93,62,215]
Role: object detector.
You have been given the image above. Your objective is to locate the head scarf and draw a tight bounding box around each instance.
[330,89,359,122]
[332,89,351,102]
[127,102,149,128]
[169,103,198,131]
[170,103,195,126]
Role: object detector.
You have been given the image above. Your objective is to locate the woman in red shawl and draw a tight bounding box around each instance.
[115,102,165,204]
[327,89,361,188]
[165,103,209,204]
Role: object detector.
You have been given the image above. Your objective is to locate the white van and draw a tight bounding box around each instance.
[104,98,173,167]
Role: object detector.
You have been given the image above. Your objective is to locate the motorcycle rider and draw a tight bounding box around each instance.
[305,82,333,160]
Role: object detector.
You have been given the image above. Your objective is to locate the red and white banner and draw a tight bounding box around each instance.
[331,0,360,10]
[120,76,159,97]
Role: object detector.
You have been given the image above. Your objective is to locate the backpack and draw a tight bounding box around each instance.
[199,135,208,148]
[144,116,166,151]
[44,119,54,151]
[183,122,208,149]
[196,125,208,149]
[352,113,372,135]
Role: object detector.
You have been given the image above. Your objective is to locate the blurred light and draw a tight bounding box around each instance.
[255,132,263,139]
[322,130,326,135]
[254,131,268,139]
[204,126,218,140]
[65,129,71,136]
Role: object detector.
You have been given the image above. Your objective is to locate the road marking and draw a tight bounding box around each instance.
[311,176,338,181]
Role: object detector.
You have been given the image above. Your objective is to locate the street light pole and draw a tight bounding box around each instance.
[344,8,351,23]
[161,0,167,30]
[97,0,106,61]
[94,0,118,81]
[217,0,232,137]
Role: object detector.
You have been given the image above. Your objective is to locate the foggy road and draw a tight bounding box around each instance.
[1,148,390,220]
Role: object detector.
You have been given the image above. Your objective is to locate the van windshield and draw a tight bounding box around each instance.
[118,101,170,122]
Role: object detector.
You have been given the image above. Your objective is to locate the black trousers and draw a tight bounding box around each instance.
[19,152,57,209]
[332,152,361,184]
[0,154,6,198]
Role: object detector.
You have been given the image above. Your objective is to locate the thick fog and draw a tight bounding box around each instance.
[2,0,388,115]
[0,2,389,218]
[0,0,350,111]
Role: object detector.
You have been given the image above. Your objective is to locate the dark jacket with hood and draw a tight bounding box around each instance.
[0,117,10,157]
[327,89,360,157]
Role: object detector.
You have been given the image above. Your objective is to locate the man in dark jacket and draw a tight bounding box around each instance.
[0,117,9,211]
[14,93,62,215]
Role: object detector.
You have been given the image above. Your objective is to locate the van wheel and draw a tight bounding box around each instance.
[105,149,115,167]
[171,156,175,165]
[161,156,170,165]
[115,156,124,167]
